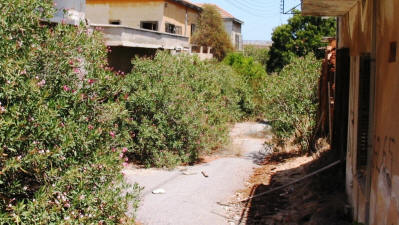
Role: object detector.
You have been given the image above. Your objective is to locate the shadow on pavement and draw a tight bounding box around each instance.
[243,149,352,225]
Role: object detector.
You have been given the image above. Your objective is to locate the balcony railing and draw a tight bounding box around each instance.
[90,24,190,51]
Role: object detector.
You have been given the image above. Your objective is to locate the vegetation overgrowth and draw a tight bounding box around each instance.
[191,4,233,60]
[0,0,324,222]
[123,53,255,167]
[243,46,269,71]
[263,54,321,152]
[0,0,139,223]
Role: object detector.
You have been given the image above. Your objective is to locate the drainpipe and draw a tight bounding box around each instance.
[365,0,377,224]
[185,8,188,36]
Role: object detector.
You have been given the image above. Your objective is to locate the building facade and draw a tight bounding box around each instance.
[303,0,399,224]
[86,0,201,39]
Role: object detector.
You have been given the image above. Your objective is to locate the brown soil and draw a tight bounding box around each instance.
[226,139,353,225]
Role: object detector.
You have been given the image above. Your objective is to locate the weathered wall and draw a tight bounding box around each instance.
[86,0,164,29]
[223,19,243,51]
[86,0,199,38]
[369,0,399,224]
[340,0,399,224]
[163,0,199,37]
[232,21,241,33]
[51,0,86,25]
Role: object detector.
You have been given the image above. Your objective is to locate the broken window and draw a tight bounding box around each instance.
[165,23,182,35]
[109,20,121,25]
[356,54,371,178]
[141,21,158,31]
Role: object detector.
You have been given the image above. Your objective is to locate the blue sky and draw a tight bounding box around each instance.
[192,0,301,41]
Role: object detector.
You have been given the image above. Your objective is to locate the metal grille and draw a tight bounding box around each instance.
[356,54,371,171]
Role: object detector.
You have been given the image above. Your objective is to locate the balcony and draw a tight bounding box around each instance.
[90,24,190,51]
[301,0,358,16]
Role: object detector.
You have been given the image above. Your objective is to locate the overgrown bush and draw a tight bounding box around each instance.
[243,46,269,71]
[0,0,139,223]
[262,54,321,152]
[121,53,253,167]
[223,53,268,115]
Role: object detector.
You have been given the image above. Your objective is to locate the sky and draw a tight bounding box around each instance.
[192,0,301,41]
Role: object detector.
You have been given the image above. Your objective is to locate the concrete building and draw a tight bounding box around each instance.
[51,0,86,25]
[303,0,399,224]
[215,5,244,51]
[86,0,208,72]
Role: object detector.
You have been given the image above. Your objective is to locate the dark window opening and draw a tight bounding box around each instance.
[109,20,121,25]
[141,21,158,31]
[357,54,371,179]
[389,42,397,63]
[165,23,182,35]
[191,24,196,36]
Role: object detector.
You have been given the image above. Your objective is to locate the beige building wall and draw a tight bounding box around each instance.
[339,0,399,224]
[163,0,199,38]
[86,0,164,29]
[86,0,199,38]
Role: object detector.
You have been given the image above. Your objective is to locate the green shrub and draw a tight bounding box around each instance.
[243,46,269,70]
[121,53,251,167]
[262,54,321,151]
[223,52,269,115]
[0,0,139,223]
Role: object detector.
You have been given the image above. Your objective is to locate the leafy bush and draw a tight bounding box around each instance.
[243,46,269,71]
[223,53,268,115]
[223,53,267,80]
[262,54,321,151]
[121,53,252,167]
[0,0,139,223]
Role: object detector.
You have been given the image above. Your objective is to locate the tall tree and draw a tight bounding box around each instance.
[267,11,336,73]
[191,4,233,60]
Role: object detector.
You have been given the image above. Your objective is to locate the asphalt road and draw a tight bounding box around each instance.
[123,122,272,225]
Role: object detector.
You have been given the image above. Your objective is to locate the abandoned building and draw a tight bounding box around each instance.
[303,0,399,224]
[85,0,213,72]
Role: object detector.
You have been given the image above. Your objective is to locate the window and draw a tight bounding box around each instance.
[191,24,196,36]
[109,20,121,25]
[165,23,182,35]
[141,21,158,31]
[389,42,397,63]
[357,54,371,177]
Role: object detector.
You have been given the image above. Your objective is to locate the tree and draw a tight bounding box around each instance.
[191,4,233,60]
[267,11,336,73]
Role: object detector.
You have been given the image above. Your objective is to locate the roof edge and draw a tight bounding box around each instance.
[170,0,203,12]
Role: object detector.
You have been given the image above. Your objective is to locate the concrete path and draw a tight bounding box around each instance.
[123,122,272,225]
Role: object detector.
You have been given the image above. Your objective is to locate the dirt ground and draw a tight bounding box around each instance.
[224,140,353,225]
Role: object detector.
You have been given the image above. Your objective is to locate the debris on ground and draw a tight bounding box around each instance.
[201,171,209,178]
[152,188,166,194]
[182,171,198,175]
[226,139,352,225]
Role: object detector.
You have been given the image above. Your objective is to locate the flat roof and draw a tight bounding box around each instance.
[302,0,358,16]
